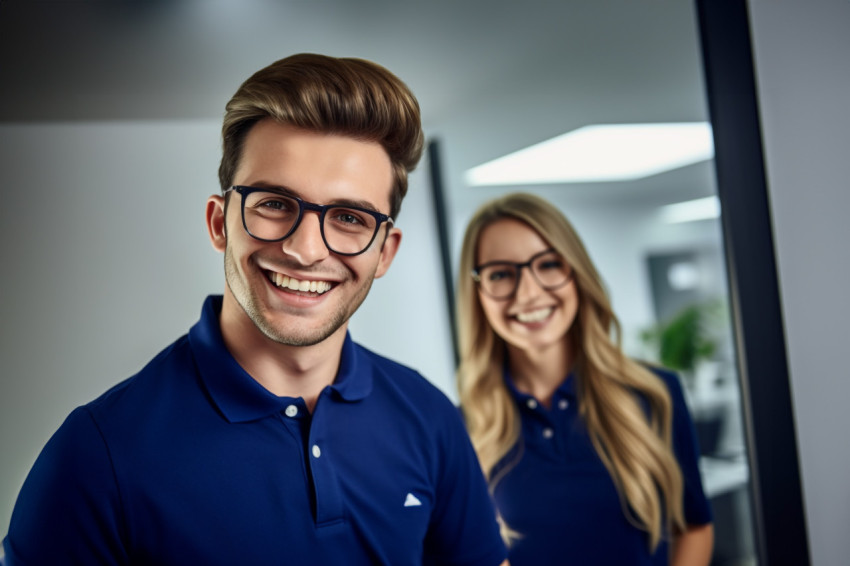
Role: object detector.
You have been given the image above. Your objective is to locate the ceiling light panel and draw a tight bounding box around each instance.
[465,122,714,185]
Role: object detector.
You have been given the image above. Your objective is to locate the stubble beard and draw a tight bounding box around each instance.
[223,245,376,347]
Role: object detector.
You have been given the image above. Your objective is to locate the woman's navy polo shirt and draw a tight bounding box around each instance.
[492,366,712,566]
[3,296,507,566]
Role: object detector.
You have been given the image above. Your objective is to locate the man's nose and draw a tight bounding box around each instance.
[281,211,330,265]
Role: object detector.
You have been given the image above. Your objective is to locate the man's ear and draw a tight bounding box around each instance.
[206,195,227,252]
[374,226,402,279]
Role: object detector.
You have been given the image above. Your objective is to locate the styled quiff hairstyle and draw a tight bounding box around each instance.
[456,192,685,550]
[218,53,424,219]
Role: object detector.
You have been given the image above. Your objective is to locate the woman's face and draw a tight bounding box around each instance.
[475,218,578,356]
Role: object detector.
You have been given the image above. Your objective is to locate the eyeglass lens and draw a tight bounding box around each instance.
[242,190,380,254]
[478,251,571,298]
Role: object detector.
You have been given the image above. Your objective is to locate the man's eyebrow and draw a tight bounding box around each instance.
[245,183,384,214]
[330,198,382,213]
[247,182,295,196]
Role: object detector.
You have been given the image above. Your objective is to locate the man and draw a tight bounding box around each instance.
[2,53,508,566]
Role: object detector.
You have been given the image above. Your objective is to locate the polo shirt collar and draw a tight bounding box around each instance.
[188,295,372,423]
[502,360,577,406]
[329,331,373,402]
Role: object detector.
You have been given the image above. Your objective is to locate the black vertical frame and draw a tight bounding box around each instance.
[695,1,810,565]
[428,139,460,366]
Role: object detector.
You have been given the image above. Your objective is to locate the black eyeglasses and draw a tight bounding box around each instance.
[225,186,393,256]
[472,248,574,299]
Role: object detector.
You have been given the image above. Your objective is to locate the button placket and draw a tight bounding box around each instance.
[549,394,578,457]
[521,396,559,446]
[307,398,344,528]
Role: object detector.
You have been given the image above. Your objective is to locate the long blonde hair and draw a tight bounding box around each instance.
[456,193,684,550]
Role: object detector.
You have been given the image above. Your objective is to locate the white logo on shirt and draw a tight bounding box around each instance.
[403,493,422,507]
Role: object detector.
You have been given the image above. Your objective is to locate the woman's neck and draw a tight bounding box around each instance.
[507,337,574,408]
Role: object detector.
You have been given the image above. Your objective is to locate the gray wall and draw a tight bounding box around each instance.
[748,0,850,564]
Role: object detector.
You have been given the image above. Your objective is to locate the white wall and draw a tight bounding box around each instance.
[0,121,455,536]
[747,1,850,564]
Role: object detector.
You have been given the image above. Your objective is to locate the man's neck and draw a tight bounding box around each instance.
[218,294,346,413]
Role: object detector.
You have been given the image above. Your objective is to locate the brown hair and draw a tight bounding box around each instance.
[219,53,424,219]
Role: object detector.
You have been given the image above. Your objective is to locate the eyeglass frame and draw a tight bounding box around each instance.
[224,185,394,256]
[471,248,574,300]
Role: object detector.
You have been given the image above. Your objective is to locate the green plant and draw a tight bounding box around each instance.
[640,301,720,374]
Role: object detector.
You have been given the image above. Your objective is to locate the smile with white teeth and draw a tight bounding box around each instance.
[269,272,332,294]
[515,307,553,323]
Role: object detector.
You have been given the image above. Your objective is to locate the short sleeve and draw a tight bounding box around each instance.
[659,369,714,526]
[422,405,507,566]
[3,407,128,565]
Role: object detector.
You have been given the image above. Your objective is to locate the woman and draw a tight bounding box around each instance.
[456,193,714,565]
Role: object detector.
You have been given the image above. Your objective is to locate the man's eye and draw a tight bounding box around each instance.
[259,199,292,211]
[335,212,364,225]
[328,208,372,229]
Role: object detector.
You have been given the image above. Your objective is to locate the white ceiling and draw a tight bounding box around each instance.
[0,0,715,209]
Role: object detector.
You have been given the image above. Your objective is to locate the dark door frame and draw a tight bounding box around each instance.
[696,1,809,564]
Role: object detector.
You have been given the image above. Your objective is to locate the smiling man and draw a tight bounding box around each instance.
[2,54,508,566]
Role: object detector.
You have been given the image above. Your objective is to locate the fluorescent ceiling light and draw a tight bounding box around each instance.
[465,122,713,185]
[660,196,720,223]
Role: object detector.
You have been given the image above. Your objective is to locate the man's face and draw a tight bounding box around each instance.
[207,119,400,347]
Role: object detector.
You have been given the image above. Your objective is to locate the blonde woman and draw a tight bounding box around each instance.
[456,193,714,566]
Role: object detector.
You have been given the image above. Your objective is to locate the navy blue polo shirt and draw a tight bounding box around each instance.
[492,366,712,566]
[3,296,507,566]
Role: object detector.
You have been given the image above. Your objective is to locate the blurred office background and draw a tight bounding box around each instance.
[1,1,847,564]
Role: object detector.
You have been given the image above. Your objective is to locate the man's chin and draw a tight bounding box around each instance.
[252,312,349,348]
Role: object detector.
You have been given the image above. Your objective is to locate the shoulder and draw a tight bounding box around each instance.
[41,405,110,461]
[351,342,469,449]
[355,341,458,410]
[76,334,202,449]
[640,364,703,445]
[87,334,192,412]
[626,363,696,432]
[643,363,680,387]
[18,334,195,486]
[640,363,688,404]
[5,405,127,562]
[11,405,121,520]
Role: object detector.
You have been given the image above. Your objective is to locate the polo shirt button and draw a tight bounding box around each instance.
[285,405,298,417]
[542,428,554,439]
[526,399,538,409]
[312,444,322,458]
[558,399,569,410]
